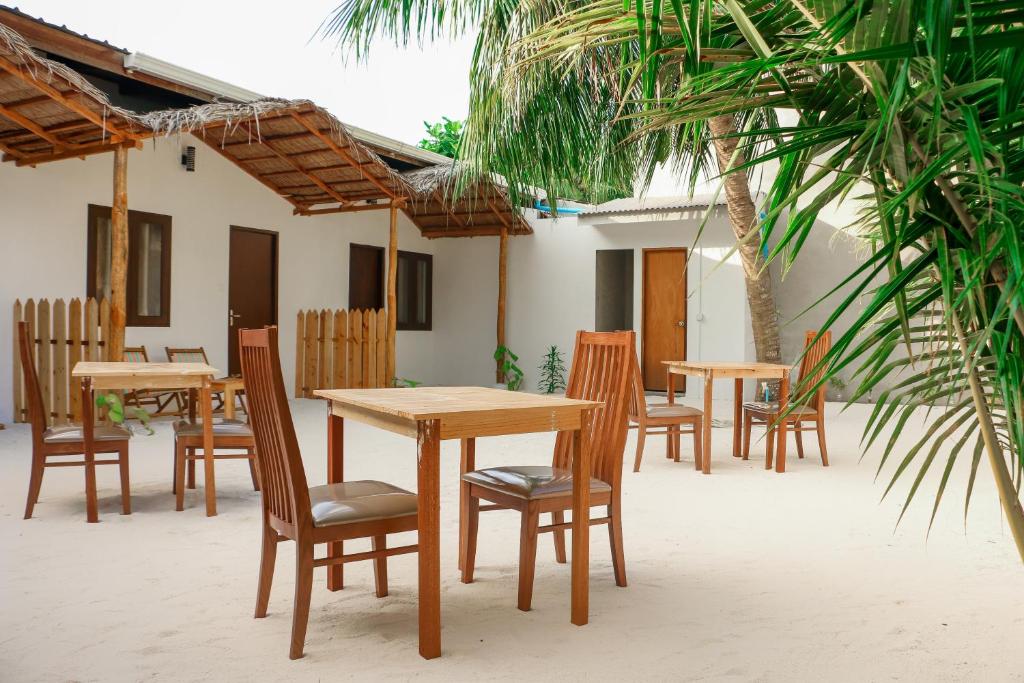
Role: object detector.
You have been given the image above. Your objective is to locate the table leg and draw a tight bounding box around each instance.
[458,437,475,572]
[571,410,594,626]
[417,419,442,659]
[775,371,791,473]
[327,411,344,591]
[201,377,216,516]
[701,373,714,474]
[224,385,235,420]
[82,377,99,523]
[732,378,743,458]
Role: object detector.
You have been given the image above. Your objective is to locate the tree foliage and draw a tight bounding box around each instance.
[419,116,464,157]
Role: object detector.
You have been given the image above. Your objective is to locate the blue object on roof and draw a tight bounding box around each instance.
[535,200,584,215]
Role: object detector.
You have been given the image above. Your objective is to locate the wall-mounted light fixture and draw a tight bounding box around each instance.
[181,146,196,172]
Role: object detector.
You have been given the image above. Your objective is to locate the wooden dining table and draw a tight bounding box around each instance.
[663,360,792,474]
[313,386,601,660]
[72,361,219,519]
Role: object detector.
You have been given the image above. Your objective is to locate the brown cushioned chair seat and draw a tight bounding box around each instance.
[172,418,253,437]
[647,404,703,419]
[309,480,418,527]
[43,424,131,444]
[743,402,817,417]
[462,465,611,500]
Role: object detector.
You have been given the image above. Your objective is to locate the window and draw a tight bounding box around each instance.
[349,244,384,310]
[595,249,634,331]
[86,205,172,327]
[397,251,432,331]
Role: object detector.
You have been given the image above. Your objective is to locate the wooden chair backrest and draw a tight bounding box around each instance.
[123,346,149,363]
[552,330,636,490]
[166,347,209,364]
[796,330,832,410]
[238,326,311,532]
[18,322,47,443]
[627,352,645,423]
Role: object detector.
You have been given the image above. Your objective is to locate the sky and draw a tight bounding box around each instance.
[12,0,475,146]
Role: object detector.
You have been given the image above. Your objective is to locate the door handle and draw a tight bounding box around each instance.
[676,320,686,328]
[229,309,242,327]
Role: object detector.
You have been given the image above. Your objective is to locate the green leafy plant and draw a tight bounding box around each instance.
[538,345,566,394]
[95,393,153,436]
[493,345,524,391]
[393,377,422,388]
[418,117,464,158]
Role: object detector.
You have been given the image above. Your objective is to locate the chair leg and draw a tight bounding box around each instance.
[693,423,703,471]
[766,425,776,470]
[742,412,752,460]
[372,535,389,598]
[24,450,45,520]
[174,440,187,511]
[186,449,196,490]
[248,451,260,491]
[254,521,278,618]
[608,501,627,587]
[118,444,131,515]
[461,494,479,584]
[632,427,647,472]
[795,421,805,459]
[517,503,540,611]
[551,511,567,563]
[289,541,314,660]
[672,427,681,463]
[817,417,829,466]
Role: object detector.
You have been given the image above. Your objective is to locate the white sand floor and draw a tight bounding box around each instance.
[1,398,1022,682]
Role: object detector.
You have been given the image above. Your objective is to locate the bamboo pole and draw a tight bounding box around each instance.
[496,226,508,382]
[386,203,398,384]
[109,145,128,362]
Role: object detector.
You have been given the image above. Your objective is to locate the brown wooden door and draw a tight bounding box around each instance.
[642,248,687,391]
[228,227,278,375]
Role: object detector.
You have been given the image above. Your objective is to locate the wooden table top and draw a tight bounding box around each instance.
[73,361,219,377]
[316,386,601,440]
[663,360,791,378]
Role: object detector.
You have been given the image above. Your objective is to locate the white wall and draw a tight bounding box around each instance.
[0,136,444,422]
[503,206,751,401]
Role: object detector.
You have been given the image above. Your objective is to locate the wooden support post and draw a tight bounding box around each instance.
[109,146,128,362]
[496,226,509,382]
[386,202,398,384]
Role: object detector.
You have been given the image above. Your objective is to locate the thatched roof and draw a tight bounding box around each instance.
[0,17,530,238]
[402,164,532,237]
[0,22,145,166]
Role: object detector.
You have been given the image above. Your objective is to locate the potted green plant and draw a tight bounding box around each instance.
[493,345,524,391]
[538,345,566,394]
[95,393,154,435]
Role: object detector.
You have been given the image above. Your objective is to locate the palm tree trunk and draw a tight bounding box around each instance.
[708,114,781,367]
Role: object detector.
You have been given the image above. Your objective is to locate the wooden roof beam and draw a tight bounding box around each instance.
[422,228,504,239]
[220,129,341,148]
[0,55,139,142]
[196,136,304,212]
[294,198,407,216]
[7,138,141,166]
[241,122,350,207]
[0,103,69,151]
[290,112,404,201]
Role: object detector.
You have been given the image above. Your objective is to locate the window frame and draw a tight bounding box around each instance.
[86,204,173,327]
[396,249,433,332]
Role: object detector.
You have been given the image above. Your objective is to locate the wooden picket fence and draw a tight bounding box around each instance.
[294,308,391,398]
[12,297,112,425]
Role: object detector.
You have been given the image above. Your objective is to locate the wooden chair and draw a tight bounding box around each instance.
[165,346,227,413]
[460,330,634,611]
[123,346,183,416]
[18,322,131,520]
[629,353,703,472]
[172,411,259,511]
[239,326,419,660]
[743,330,832,468]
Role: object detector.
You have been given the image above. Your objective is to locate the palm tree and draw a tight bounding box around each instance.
[320,0,782,367]
[513,0,1024,559]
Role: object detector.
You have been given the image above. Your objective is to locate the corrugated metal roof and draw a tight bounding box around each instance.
[1,5,129,53]
[579,195,728,217]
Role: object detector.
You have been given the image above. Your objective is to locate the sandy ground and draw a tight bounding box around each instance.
[1,397,1022,682]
